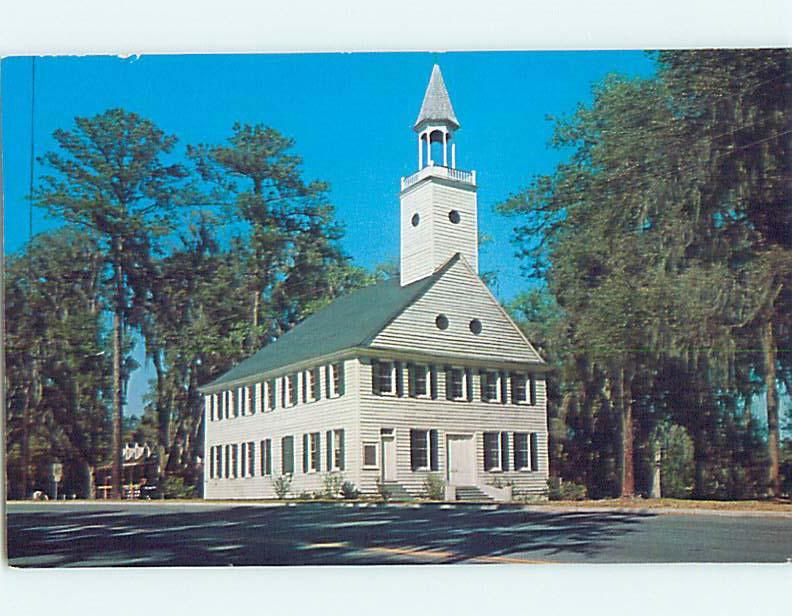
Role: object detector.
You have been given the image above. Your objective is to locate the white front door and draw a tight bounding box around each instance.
[381,435,397,481]
[447,435,476,486]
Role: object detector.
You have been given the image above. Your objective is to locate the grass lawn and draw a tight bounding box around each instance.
[529,497,792,512]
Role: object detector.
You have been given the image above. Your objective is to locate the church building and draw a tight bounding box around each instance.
[201,65,549,501]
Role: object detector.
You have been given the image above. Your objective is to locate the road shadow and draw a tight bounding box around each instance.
[6,503,655,567]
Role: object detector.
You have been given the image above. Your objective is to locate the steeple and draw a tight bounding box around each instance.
[414,64,460,131]
[413,65,461,170]
[399,64,478,287]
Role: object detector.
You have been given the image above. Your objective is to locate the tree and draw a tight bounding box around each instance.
[5,228,112,498]
[35,109,189,498]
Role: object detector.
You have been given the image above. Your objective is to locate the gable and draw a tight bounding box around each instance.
[371,256,543,364]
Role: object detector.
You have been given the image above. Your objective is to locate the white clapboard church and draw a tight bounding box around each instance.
[201,65,549,501]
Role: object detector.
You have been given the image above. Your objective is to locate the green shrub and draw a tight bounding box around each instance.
[159,475,196,499]
[322,472,344,498]
[340,481,359,499]
[548,478,587,501]
[272,474,292,499]
[423,473,445,500]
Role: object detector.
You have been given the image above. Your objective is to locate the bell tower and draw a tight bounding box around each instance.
[400,64,478,287]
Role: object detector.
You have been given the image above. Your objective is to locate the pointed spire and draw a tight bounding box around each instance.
[414,64,460,131]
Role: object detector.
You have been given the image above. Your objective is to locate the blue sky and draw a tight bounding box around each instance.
[2,51,658,415]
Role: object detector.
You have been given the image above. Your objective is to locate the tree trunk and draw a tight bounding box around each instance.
[619,365,635,497]
[20,380,31,499]
[761,317,780,498]
[82,459,96,500]
[111,243,124,499]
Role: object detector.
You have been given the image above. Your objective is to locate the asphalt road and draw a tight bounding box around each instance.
[6,501,792,567]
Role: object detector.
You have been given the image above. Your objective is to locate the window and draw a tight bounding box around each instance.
[215,445,223,479]
[435,314,449,330]
[281,436,294,475]
[324,429,345,471]
[483,432,510,472]
[410,429,439,471]
[310,432,320,472]
[372,360,396,395]
[247,441,255,477]
[411,213,420,227]
[480,371,500,403]
[247,385,255,415]
[448,209,461,224]
[331,363,344,397]
[362,444,378,468]
[236,387,243,416]
[511,373,536,405]
[260,439,272,476]
[304,367,321,403]
[284,374,298,407]
[231,444,239,477]
[513,432,530,471]
[445,367,468,401]
[469,318,483,334]
[409,363,430,397]
[267,379,276,411]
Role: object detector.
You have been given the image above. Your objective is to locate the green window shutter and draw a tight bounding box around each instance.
[324,365,331,398]
[500,432,510,471]
[326,431,332,470]
[430,366,438,399]
[500,371,508,405]
[429,429,439,471]
[371,360,381,395]
[510,373,517,404]
[395,361,404,397]
[529,376,537,406]
[337,362,345,396]
[465,368,473,401]
[530,433,539,471]
[407,363,416,397]
[479,370,486,401]
[301,372,307,404]
[303,434,309,473]
[338,430,345,470]
[445,367,453,400]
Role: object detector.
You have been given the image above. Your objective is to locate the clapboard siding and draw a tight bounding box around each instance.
[204,359,361,499]
[358,358,549,498]
[431,181,478,273]
[400,181,435,285]
[374,257,541,363]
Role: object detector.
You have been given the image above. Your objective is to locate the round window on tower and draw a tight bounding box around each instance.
[448,210,461,224]
[411,213,420,227]
[469,319,483,335]
[435,314,449,330]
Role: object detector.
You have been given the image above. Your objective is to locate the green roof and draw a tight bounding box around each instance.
[205,267,444,389]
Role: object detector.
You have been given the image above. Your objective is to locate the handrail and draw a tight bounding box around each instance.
[401,165,476,190]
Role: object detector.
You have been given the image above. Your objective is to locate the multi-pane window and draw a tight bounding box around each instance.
[409,364,430,397]
[483,432,510,471]
[446,367,466,400]
[281,436,294,474]
[231,444,239,477]
[481,371,500,402]
[410,429,439,471]
[288,374,299,406]
[237,387,244,416]
[260,439,272,476]
[247,441,255,476]
[325,429,345,471]
[513,432,530,470]
[247,386,255,415]
[362,444,378,467]
[373,360,395,395]
[305,367,321,402]
[331,363,343,397]
[267,379,276,411]
[310,432,320,472]
[215,445,223,479]
[511,373,527,404]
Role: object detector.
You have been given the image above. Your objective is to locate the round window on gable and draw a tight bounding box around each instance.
[448,210,461,224]
[435,314,449,330]
[411,213,420,227]
[469,318,482,335]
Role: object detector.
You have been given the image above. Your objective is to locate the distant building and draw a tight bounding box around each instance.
[96,443,159,499]
[200,65,549,501]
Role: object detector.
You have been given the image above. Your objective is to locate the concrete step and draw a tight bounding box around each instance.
[383,482,412,501]
[455,486,494,502]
